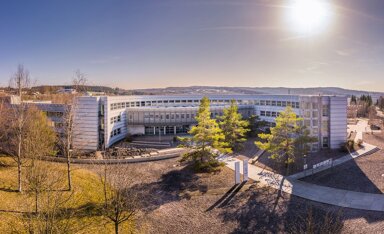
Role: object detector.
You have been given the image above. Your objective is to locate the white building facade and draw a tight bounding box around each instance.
[71,94,347,152]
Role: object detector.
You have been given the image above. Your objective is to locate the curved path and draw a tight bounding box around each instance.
[224,146,384,212]
[42,148,187,164]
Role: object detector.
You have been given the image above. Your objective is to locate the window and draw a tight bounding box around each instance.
[322,105,329,116]
[277,101,282,106]
[322,120,329,132]
[260,111,266,116]
[110,115,122,124]
[260,100,266,106]
[323,137,329,148]
[110,128,122,138]
[304,111,311,118]
[272,101,276,106]
[312,143,319,152]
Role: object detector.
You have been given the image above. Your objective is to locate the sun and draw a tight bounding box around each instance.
[286,0,332,36]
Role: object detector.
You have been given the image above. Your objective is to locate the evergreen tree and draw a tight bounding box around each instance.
[247,114,268,137]
[255,107,316,174]
[179,97,230,172]
[218,100,249,151]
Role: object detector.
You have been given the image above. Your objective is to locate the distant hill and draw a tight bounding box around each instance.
[26,85,384,101]
[131,86,384,99]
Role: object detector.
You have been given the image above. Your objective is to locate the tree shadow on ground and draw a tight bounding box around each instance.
[129,165,206,212]
[218,184,344,233]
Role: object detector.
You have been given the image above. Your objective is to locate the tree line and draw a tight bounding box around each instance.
[179,97,315,174]
[0,65,137,233]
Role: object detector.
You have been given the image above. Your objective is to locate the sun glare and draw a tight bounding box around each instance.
[286,0,332,36]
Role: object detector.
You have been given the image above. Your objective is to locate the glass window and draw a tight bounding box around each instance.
[323,137,329,148]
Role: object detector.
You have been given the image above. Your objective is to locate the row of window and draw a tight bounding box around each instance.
[111,99,201,110]
[110,99,301,111]
[142,113,196,120]
[110,115,121,124]
[260,111,280,117]
[45,111,64,118]
[256,100,300,108]
[110,128,121,138]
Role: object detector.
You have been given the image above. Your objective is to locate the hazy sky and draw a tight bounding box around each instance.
[0,0,383,91]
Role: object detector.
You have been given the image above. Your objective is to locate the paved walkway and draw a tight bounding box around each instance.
[224,147,384,211]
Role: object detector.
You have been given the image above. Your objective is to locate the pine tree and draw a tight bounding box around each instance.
[219,100,249,151]
[179,97,230,172]
[255,107,316,174]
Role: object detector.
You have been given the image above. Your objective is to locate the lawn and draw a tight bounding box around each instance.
[0,156,134,233]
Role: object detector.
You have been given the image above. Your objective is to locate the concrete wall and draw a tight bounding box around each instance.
[329,96,347,149]
[72,96,100,151]
[127,125,145,135]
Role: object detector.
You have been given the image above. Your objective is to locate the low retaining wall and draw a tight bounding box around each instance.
[41,150,186,165]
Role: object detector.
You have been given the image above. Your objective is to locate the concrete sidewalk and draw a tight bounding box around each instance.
[225,156,384,211]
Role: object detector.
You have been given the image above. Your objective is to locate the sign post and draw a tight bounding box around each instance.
[243,159,249,182]
[235,161,240,184]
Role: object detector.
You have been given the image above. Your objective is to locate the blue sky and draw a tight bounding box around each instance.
[1,0,384,91]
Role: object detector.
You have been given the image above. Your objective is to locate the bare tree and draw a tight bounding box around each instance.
[56,70,88,191]
[15,163,79,233]
[72,69,88,93]
[56,104,76,191]
[99,164,139,234]
[0,104,56,192]
[0,65,31,192]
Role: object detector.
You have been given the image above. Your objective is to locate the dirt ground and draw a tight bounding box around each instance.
[82,157,384,233]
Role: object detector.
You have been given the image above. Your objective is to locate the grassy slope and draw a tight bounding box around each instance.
[0,156,133,233]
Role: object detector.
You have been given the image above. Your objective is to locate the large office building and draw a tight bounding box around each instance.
[69,94,347,152]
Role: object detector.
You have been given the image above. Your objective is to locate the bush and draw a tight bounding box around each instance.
[192,160,225,173]
[356,139,364,147]
[340,140,355,153]
[125,134,133,142]
[181,151,225,173]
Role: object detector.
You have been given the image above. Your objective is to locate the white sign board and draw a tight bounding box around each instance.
[235,161,241,184]
[304,164,308,170]
[243,159,249,182]
[313,159,332,169]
